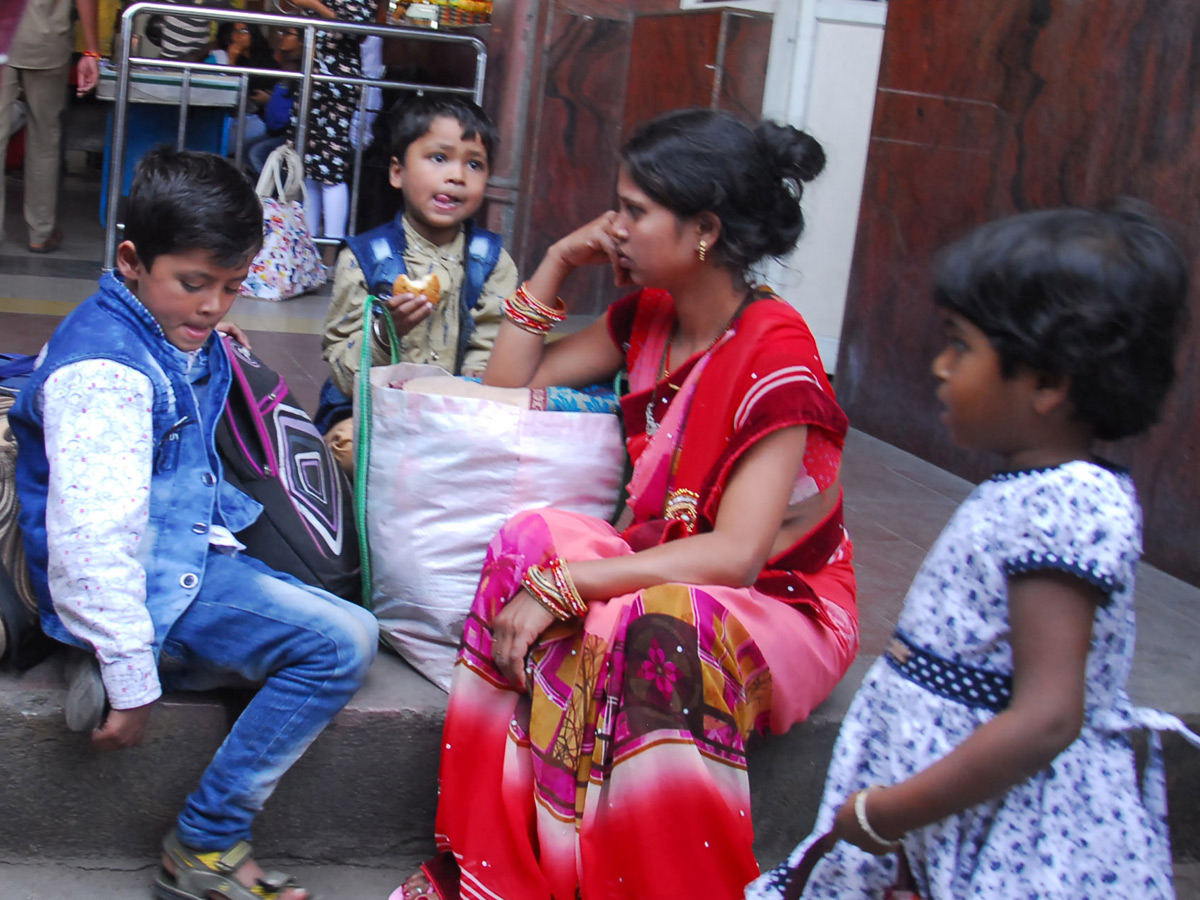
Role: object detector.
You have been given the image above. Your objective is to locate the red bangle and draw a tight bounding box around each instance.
[82,50,102,59]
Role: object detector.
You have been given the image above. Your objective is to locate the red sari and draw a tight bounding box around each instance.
[425,289,858,900]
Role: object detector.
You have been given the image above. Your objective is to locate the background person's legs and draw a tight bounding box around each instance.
[304,177,324,236]
[17,62,69,248]
[247,134,286,175]
[320,180,348,240]
[0,64,20,245]
[304,177,349,240]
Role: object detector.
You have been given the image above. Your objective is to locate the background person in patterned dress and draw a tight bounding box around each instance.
[287,0,378,255]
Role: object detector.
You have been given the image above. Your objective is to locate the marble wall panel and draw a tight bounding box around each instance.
[622,14,722,138]
[509,3,774,316]
[521,8,632,314]
[479,0,541,187]
[0,4,24,60]
[716,13,772,122]
[839,0,1200,583]
[558,0,680,17]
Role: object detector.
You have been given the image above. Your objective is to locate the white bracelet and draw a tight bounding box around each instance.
[854,786,902,850]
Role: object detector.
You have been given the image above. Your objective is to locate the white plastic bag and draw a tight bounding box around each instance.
[239,144,328,301]
[362,363,625,691]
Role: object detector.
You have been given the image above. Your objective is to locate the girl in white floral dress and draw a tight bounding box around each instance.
[747,205,1200,900]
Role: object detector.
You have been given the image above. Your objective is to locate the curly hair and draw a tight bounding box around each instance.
[620,108,825,276]
[933,202,1190,441]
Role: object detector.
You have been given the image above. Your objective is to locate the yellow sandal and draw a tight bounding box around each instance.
[154,828,317,900]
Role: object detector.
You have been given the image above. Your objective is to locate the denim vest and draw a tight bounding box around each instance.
[10,272,263,654]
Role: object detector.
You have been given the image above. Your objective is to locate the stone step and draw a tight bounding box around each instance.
[8,857,1200,900]
[2,432,1197,876]
[1,649,1196,874]
[0,857,413,900]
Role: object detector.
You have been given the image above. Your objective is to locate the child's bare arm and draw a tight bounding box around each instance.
[832,571,1100,851]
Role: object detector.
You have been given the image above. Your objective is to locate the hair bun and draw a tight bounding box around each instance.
[620,108,826,272]
[755,121,826,185]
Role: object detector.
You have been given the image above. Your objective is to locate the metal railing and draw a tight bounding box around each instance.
[103,2,487,270]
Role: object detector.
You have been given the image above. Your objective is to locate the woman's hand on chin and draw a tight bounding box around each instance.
[491,589,557,692]
[549,211,631,285]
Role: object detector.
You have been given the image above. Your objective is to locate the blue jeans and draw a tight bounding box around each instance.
[247,134,287,176]
[159,550,377,850]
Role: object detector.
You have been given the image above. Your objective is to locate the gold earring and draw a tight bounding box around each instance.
[697,240,708,263]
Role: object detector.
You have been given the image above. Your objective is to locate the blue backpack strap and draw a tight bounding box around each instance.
[319,216,409,429]
[455,220,504,374]
[0,354,36,380]
[343,214,409,296]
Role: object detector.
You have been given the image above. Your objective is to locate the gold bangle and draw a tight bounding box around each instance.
[516,282,566,317]
[502,282,567,334]
[547,558,587,618]
[521,566,574,621]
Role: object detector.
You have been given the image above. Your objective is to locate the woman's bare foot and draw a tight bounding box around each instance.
[389,870,433,899]
[161,852,309,900]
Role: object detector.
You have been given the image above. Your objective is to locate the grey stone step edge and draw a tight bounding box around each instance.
[0,651,1196,871]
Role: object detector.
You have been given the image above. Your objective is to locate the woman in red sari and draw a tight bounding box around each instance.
[394,108,858,900]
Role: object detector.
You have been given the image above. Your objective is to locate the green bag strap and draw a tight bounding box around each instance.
[354,298,401,609]
[608,366,633,527]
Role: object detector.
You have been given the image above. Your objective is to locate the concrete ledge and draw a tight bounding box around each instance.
[2,649,1196,869]
[2,432,1197,868]
[0,651,444,863]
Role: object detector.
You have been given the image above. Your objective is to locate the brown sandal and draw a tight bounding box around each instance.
[154,828,317,900]
[28,226,63,254]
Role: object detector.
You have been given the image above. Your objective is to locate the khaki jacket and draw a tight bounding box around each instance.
[321,216,518,396]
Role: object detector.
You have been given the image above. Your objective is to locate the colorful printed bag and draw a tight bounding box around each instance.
[239,143,327,301]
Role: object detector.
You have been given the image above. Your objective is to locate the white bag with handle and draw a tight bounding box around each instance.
[239,143,328,301]
[362,363,626,691]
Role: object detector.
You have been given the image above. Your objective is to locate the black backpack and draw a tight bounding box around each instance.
[216,336,362,602]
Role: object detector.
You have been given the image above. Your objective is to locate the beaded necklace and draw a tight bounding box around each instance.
[644,291,753,438]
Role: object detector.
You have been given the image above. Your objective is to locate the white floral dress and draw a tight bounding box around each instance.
[747,461,1200,900]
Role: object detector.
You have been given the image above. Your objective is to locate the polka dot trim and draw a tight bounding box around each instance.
[885,631,1012,713]
[1003,555,1121,599]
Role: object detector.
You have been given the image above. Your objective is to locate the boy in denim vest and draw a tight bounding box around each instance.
[10,148,377,900]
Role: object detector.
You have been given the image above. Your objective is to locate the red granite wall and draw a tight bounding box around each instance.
[837,1,1200,584]
[510,4,773,314]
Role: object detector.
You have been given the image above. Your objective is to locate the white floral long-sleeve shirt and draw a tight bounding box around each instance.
[39,356,240,709]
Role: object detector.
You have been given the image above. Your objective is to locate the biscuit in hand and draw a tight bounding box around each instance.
[393,272,441,306]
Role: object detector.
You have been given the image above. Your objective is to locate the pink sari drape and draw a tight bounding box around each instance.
[428,291,859,900]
